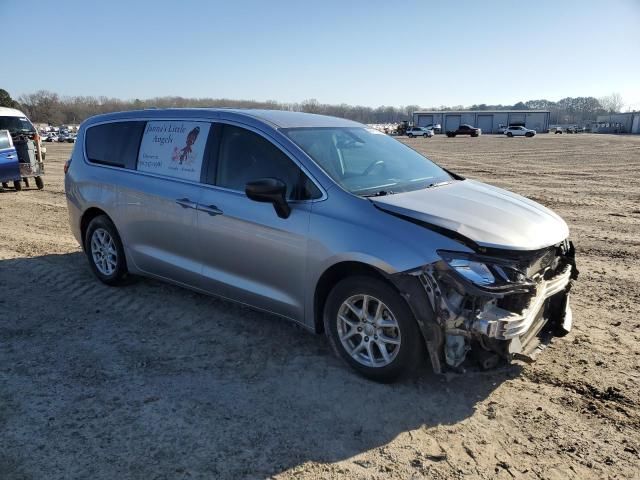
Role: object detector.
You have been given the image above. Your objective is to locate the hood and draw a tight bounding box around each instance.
[372,180,569,251]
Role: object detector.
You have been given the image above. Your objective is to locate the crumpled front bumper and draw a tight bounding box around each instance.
[396,244,577,373]
[472,265,573,340]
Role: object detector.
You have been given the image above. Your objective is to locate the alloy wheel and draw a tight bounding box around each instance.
[90,228,118,276]
[336,294,401,367]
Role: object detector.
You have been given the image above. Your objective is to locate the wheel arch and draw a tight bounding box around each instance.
[80,207,112,250]
[313,260,445,374]
[313,261,392,334]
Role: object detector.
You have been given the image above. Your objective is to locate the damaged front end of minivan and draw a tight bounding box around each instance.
[391,239,578,374]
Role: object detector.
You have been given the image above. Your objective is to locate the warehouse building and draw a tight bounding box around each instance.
[592,112,640,134]
[412,110,551,134]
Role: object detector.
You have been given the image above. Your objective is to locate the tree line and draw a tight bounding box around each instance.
[0,88,625,126]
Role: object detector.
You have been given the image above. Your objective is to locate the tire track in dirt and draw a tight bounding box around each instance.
[8,254,196,324]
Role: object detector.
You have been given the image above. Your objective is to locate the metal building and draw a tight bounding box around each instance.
[412,110,551,134]
[592,113,640,134]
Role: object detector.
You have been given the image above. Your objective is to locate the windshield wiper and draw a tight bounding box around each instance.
[426,181,452,189]
[362,190,395,197]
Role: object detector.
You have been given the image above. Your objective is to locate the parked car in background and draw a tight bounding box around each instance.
[504,126,536,137]
[446,124,481,137]
[65,134,76,143]
[406,126,433,138]
[553,127,563,134]
[424,123,441,133]
[65,108,578,382]
[0,107,46,189]
[43,133,58,142]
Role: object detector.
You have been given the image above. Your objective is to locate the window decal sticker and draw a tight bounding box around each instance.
[138,121,210,181]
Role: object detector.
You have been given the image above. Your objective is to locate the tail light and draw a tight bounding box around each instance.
[64,159,72,174]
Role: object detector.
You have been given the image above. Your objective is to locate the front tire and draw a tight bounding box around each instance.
[13,180,22,191]
[507,132,513,137]
[324,276,423,382]
[35,176,44,189]
[84,215,128,285]
[407,133,414,138]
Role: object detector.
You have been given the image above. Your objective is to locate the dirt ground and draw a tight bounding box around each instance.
[1,134,639,480]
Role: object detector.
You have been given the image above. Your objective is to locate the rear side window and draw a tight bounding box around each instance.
[137,121,211,182]
[85,122,145,169]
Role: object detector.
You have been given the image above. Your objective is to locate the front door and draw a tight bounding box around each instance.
[0,130,20,183]
[195,123,315,320]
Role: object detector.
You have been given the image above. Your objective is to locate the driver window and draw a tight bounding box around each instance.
[216,125,319,200]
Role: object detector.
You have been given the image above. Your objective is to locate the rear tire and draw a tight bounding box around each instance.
[84,215,128,286]
[35,176,44,189]
[423,133,428,138]
[13,180,22,191]
[408,133,414,138]
[324,276,424,383]
[507,132,513,137]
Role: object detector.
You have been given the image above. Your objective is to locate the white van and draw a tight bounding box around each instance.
[0,107,46,190]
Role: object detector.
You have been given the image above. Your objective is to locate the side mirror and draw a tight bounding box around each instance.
[245,178,291,219]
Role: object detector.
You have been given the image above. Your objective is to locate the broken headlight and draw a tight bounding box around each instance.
[444,257,495,286]
[437,251,533,292]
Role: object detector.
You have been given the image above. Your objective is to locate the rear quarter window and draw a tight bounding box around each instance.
[137,121,211,182]
[85,121,145,169]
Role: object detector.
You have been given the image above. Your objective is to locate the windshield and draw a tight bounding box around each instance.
[284,127,452,195]
[0,116,35,134]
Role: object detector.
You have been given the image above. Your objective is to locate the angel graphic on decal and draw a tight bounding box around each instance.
[172,126,201,165]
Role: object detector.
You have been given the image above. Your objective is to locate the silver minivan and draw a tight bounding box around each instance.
[65,109,578,382]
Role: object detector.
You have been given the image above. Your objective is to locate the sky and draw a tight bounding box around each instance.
[2,0,640,109]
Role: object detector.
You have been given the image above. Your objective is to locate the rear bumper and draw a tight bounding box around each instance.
[65,190,84,248]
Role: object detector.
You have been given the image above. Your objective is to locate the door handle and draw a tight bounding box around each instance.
[197,204,224,216]
[6,155,15,159]
[175,198,198,209]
